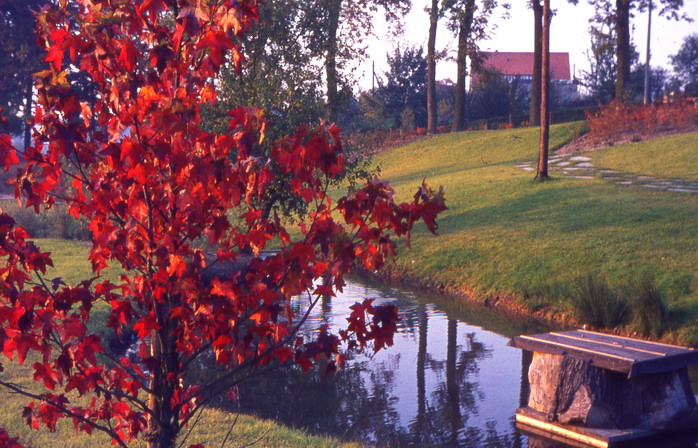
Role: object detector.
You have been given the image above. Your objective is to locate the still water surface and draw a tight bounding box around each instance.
[225,277,698,448]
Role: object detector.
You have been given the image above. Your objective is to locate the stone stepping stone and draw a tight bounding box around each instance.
[575,162,594,168]
[521,167,535,171]
[556,161,572,166]
[615,181,633,185]
[569,175,594,180]
[569,156,592,162]
[668,188,698,193]
[641,184,664,189]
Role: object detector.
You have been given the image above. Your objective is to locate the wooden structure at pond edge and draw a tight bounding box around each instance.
[509,329,698,447]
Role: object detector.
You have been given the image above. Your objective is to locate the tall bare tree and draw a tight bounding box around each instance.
[536,0,551,180]
[450,0,476,132]
[444,0,502,132]
[529,0,543,126]
[427,0,440,134]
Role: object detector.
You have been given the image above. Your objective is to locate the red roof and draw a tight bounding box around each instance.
[474,52,571,81]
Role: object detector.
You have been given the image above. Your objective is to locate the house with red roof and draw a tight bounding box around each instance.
[470,52,578,102]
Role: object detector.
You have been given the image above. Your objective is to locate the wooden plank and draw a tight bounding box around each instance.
[516,407,657,447]
[510,337,632,374]
[523,333,660,362]
[515,412,609,448]
[632,352,698,377]
[517,423,608,448]
[553,331,668,357]
[517,333,652,362]
[574,330,694,355]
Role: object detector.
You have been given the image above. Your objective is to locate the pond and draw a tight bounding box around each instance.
[210,277,698,448]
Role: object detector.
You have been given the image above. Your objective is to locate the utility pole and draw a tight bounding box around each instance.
[372,60,375,92]
[643,0,652,104]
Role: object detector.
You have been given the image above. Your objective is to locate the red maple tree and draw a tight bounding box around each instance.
[0,1,446,447]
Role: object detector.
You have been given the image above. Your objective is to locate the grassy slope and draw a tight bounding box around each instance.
[0,239,360,448]
[374,126,698,342]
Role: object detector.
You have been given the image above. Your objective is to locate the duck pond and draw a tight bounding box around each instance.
[201,276,698,448]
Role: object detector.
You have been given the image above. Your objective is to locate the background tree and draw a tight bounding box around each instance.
[318,0,411,124]
[0,0,45,149]
[443,0,503,132]
[631,63,667,100]
[202,0,325,141]
[382,46,429,128]
[200,0,330,220]
[427,0,440,134]
[0,2,446,448]
[536,0,551,180]
[671,33,698,94]
[580,23,619,103]
[587,0,687,101]
[529,0,543,126]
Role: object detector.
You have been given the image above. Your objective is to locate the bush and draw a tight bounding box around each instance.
[569,275,629,329]
[585,100,698,144]
[627,279,669,338]
[400,107,416,131]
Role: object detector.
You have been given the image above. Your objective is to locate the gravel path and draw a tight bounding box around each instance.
[515,154,698,194]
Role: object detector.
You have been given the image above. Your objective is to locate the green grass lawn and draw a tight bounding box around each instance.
[373,126,698,344]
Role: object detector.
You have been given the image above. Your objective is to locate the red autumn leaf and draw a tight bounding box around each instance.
[118,41,140,72]
[197,30,234,66]
[0,134,19,170]
[133,313,161,339]
[32,362,59,390]
[44,44,64,72]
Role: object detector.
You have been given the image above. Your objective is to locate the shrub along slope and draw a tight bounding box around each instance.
[374,125,698,344]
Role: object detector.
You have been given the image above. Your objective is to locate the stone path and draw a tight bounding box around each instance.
[515,154,698,194]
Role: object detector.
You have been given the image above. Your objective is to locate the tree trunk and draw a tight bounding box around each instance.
[446,319,461,443]
[614,0,632,101]
[451,0,475,133]
[529,0,542,126]
[414,304,428,445]
[23,75,32,150]
[325,0,341,123]
[147,305,179,448]
[536,0,550,180]
[427,0,439,134]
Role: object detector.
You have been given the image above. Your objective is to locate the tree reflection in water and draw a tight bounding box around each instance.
[188,279,552,447]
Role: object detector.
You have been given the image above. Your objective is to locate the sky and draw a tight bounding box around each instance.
[358,0,698,90]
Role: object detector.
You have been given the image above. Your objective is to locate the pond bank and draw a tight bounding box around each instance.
[365,262,698,347]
